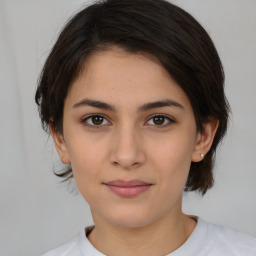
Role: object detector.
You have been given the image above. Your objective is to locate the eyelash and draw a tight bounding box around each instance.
[81,114,175,130]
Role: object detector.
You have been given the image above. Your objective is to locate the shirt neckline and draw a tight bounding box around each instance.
[78,217,210,256]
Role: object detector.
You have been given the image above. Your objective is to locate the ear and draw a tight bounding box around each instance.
[192,119,219,162]
[49,124,70,164]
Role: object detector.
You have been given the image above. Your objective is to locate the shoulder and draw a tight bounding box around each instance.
[200,218,256,255]
[41,226,96,256]
[41,235,81,256]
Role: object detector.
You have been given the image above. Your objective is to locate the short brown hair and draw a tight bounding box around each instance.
[35,0,230,195]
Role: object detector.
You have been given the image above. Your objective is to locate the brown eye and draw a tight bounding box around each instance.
[147,115,174,127]
[153,116,165,125]
[91,116,104,125]
[83,115,110,128]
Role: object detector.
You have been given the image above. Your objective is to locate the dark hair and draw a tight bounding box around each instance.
[35,0,230,195]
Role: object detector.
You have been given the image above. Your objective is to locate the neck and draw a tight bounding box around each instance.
[88,202,196,256]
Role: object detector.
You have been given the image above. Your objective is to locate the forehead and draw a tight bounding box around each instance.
[77,48,167,86]
[65,48,191,110]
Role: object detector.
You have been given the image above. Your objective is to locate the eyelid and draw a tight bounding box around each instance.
[81,114,111,129]
[81,113,175,129]
[146,114,175,127]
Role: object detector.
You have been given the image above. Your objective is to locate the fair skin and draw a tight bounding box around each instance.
[50,47,218,256]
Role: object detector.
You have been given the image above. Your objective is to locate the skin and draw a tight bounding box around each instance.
[51,47,218,256]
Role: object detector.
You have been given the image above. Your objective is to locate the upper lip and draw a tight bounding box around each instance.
[103,179,152,187]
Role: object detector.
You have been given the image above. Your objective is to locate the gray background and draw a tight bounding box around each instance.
[0,0,255,255]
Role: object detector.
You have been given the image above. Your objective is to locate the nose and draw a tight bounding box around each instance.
[109,124,146,170]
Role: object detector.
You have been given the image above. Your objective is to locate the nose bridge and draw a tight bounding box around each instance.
[110,121,145,169]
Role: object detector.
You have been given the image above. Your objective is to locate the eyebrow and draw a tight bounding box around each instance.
[72,98,184,112]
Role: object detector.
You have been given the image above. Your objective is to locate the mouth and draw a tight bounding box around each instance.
[103,179,153,197]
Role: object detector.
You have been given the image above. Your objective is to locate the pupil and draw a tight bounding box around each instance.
[92,116,103,125]
[154,116,164,125]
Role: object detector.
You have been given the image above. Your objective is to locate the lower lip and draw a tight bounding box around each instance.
[104,184,152,197]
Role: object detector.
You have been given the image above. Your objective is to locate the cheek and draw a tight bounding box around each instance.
[69,141,103,204]
[64,136,106,194]
[152,133,195,166]
[65,130,106,167]
[150,131,195,184]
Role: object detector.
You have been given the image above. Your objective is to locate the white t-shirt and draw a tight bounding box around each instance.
[42,218,256,256]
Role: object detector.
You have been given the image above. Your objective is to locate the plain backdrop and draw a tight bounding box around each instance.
[0,0,255,255]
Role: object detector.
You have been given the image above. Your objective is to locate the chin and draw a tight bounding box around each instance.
[111,218,152,228]
[105,208,159,228]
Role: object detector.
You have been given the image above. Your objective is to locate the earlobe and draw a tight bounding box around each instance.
[49,124,70,164]
[192,119,219,162]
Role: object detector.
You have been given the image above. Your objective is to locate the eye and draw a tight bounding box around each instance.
[147,115,174,127]
[82,114,110,128]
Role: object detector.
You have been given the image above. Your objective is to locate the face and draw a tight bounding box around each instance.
[51,48,214,228]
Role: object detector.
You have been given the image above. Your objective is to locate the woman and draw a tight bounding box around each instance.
[36,0,256,255]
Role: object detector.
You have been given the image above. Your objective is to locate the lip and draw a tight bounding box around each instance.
[103,179,152,197]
